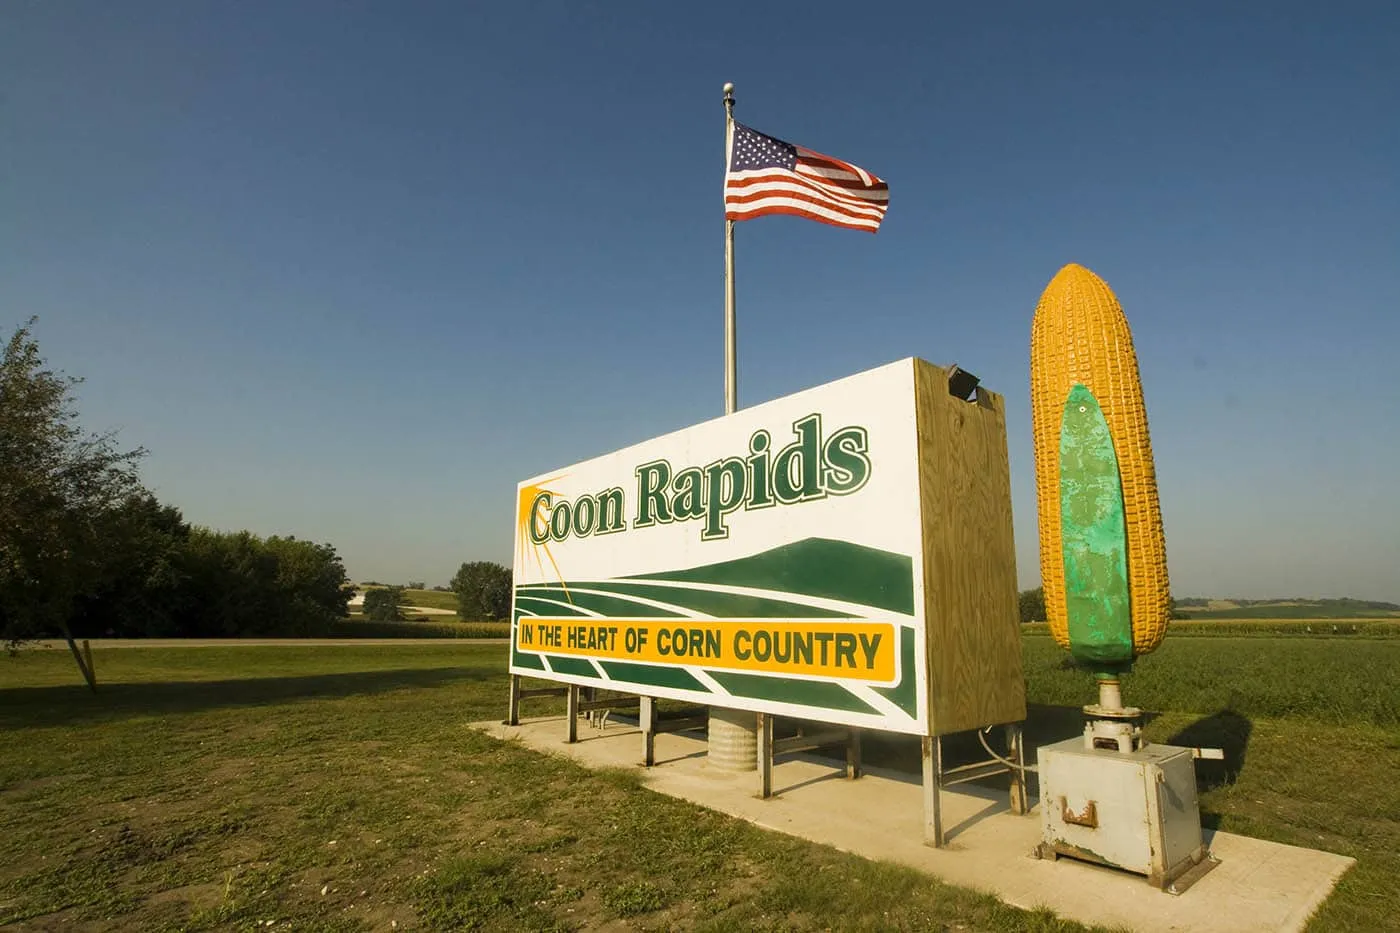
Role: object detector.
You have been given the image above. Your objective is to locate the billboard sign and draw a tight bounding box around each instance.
[510,358,930,734]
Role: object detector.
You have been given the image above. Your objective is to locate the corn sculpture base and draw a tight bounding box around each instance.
[1028,265,1218,893]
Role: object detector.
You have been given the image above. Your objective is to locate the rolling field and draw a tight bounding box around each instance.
[350,588,465,618]
[2,635,1397,931]
[1177,606,1400,621]
[1024,617,1400,639]
[397,590,460,613]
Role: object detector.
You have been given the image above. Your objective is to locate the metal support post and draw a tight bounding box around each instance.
[504,674,521,726]
[846,728,863,780]
[756,712,774,799]
[580,685,597,725]
[640,696,657,767]
[922,735,944,847]
[565,684,579,744]
[1006,723,1028,815]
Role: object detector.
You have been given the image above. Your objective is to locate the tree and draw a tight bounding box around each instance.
[363,586,405,621]
[406,580,426,591]
[69,494,192,638]
[451,561,512,621]
[263,536,353,633]
[175,529,285,637]
[1018,587,1046,624]
[172,530,351,637]
[0,319,145,687]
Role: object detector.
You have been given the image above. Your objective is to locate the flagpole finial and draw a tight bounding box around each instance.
[723,82,735,110]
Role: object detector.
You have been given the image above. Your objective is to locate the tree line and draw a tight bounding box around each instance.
[1017,587,1187,623]
[1,320,352,673]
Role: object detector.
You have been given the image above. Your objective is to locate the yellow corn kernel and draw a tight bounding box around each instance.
[1030,264,1170,656]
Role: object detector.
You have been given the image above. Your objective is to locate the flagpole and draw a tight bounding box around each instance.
[723,82,738,415]
[708,81,760,775]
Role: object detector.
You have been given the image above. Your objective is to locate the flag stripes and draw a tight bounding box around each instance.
[725,122,889,232]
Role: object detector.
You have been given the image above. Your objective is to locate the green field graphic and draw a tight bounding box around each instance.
[512,538,919,720]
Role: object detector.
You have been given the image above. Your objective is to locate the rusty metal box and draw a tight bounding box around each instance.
[1036,738,1208,889]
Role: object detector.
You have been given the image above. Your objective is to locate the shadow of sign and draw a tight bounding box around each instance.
[0,667,493,729]
[1168,707,1253,792]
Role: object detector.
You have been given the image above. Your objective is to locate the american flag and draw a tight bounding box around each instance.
[725,122,889,233]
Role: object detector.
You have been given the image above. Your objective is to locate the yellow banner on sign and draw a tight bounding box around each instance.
[516,618,897,684]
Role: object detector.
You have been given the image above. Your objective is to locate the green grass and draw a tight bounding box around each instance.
[1021,636,1400,726]
[0,644,1110,932]
[2,637,1396,930]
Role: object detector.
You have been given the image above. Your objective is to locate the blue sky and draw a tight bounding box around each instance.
[3,2,1397,599]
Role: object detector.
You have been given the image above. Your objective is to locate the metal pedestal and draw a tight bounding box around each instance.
[1036,737,1215,892]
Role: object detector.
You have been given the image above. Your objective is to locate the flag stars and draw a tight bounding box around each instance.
[730,124,797,172]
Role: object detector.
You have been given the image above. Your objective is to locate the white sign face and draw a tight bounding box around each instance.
[510,358,927,734]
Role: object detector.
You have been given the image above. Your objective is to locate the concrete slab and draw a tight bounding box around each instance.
[471,716,1354,933]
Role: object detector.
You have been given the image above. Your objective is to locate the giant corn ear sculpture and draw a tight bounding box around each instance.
[1030,264,1170,670]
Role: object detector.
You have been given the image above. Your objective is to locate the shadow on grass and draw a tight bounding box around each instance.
[0,666,494,729]
[1167,707,1253,798]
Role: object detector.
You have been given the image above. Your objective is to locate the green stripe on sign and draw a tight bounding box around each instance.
[873,626,918,718]
[511,647,545,671]
[597,660,708,692]
[515,587,683,619]
[707,671,879,715]
[571,581,851,619]
[515,596,589,617]
[544,655,600,677]
[628,538,914,616]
